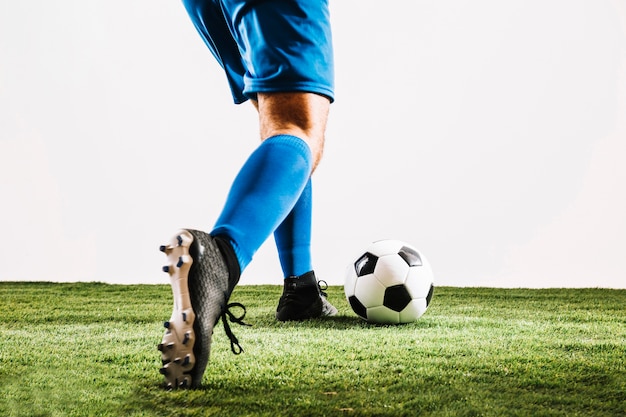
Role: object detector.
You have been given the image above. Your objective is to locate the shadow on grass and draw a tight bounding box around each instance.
[260,314,366,329]
[126,375,372,417]
[249,312,438,332]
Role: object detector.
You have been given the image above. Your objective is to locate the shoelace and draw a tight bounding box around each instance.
[220,302,251,354]
[318,280,329,298]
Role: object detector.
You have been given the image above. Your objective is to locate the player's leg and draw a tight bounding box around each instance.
[257,91,329,171]
[212,91,337,321]
[212,90,327,268]
[274,178,338,321]
[259,91,339,319]
[159,0,336,389]
[253,92,337,320]
[275,178,313,278]
[160,95,328,388]
[211,128,315,272]
[236,0,336,320]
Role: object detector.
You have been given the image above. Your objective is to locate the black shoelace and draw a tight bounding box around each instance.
[220,302,251,354]
[318,280,329,298]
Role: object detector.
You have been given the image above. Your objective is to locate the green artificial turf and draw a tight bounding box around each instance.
[0,282,624,416]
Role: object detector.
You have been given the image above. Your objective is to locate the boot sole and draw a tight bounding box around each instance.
[158,230,197,389]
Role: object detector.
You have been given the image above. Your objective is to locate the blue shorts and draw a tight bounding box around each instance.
[183,0,335,104]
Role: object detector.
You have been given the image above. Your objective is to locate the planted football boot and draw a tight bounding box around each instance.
[158,229,245,389]
[276,271,338,321]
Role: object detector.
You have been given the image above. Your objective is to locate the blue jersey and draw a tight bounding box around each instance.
[183,0,335,104]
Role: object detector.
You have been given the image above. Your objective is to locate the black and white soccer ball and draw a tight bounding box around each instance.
[344,240,434,324]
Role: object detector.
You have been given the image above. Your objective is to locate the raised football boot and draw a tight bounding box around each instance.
[275,271,338,321]
[158,229,245,389]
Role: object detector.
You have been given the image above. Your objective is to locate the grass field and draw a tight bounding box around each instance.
[0,282,624,417]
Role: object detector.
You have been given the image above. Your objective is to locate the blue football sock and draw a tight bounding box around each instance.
[211,135,313,272]
[274,178,313,278]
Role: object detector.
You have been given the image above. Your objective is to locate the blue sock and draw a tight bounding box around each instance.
[211,135,312,272]
[274,178,313,278]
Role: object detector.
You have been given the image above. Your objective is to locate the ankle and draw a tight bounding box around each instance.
[284,270,317,287]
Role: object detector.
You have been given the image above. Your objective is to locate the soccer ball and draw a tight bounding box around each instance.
[344,240,434,324]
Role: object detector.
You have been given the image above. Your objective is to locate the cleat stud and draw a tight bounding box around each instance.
[179,379,188,388]
[182,333,190,345]
[163,321,170,329]
[166,383,173,390]
[159,367,168,375]
[176,257,184,268]
[182,312,187,322]
[157,343,164,351]
[176,235,183,246]
[162,265,170,273]
[167,342,175,349]
[182,355,190,366]
[159,245,167,252]
[174,357,181,364]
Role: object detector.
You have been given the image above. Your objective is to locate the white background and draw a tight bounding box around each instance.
[1,0,625,288]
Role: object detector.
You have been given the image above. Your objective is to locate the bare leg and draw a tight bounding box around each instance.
[257,92,330,171]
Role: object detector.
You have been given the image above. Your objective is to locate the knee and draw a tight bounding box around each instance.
[258,92,330,166]
[258,92,329,171]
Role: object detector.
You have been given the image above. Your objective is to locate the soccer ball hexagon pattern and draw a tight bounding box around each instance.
[344,240,434,324]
